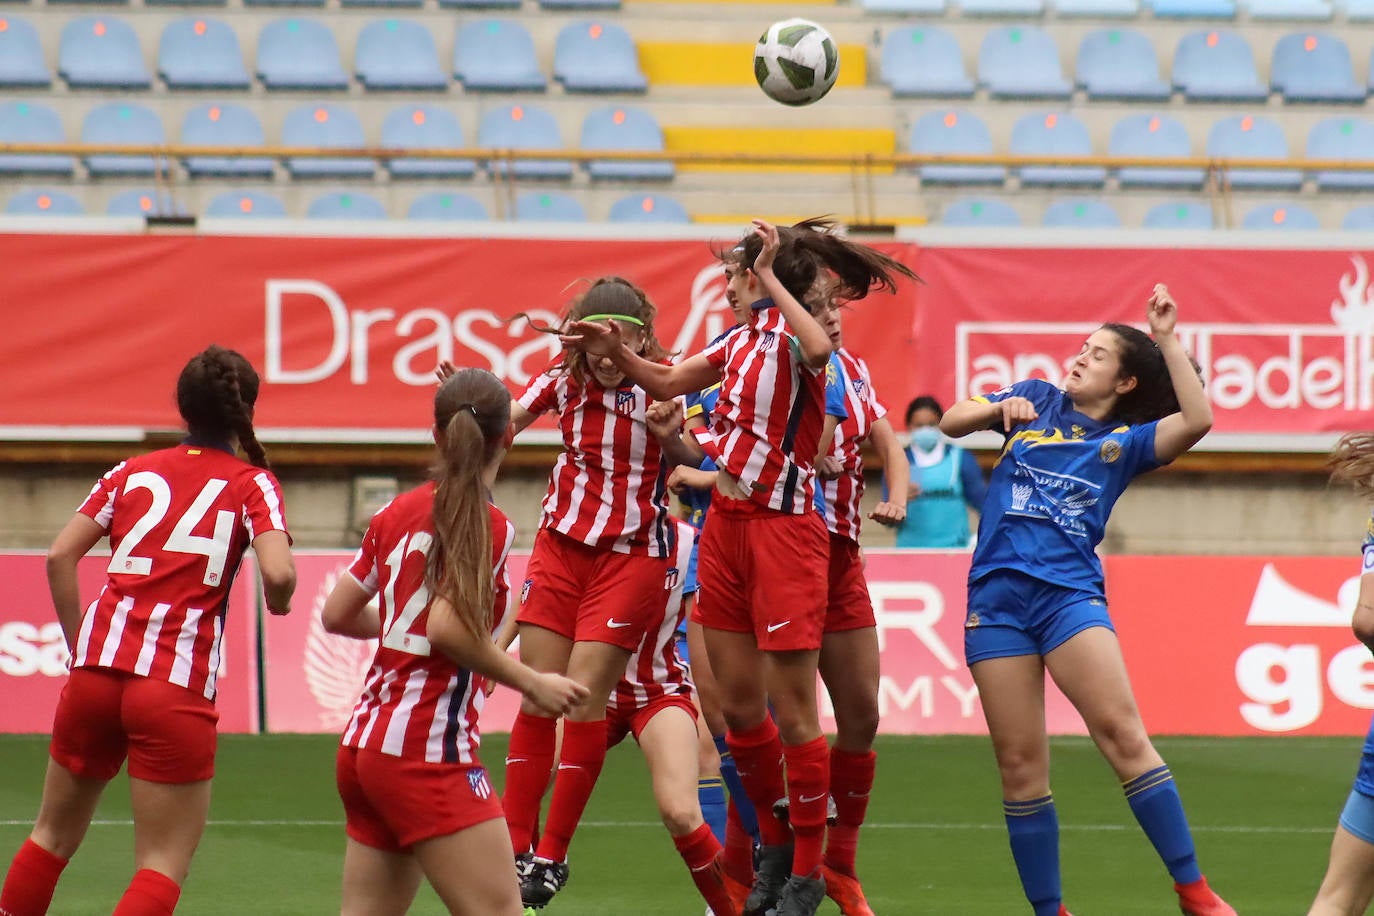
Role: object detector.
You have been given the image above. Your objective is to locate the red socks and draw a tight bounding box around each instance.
[783,737,830,878]
[0,839,68,916]
[111,869,180,916]
[722,801,755,886]
[672,823,737,916]
[535,718,609,863]
[725,719,790,847]
[826,747,876,875]
[503,711,558,855]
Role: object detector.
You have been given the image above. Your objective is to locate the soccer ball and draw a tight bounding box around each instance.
[753,18,840,107]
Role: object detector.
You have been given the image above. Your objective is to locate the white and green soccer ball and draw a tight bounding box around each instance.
[753,18,840,107]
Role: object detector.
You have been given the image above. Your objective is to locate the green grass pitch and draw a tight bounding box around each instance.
[0,733,1359,914]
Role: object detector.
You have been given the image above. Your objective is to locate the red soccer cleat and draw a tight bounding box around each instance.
[1175,877,1238,916]
[1058,907,1074,916]
[821,863,875,916]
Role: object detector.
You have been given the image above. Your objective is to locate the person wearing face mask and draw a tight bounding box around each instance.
[892,396,988,549]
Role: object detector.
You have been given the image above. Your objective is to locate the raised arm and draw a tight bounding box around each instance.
[1148,284,1213,464]
[557,324,720,402]
[751,220,833,370]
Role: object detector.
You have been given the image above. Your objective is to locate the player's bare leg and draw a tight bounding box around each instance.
[339,839,422,916]
[30,758,107,860]
[116,777,211,914]
[416,818,523,916]
[1308,826,1374,916]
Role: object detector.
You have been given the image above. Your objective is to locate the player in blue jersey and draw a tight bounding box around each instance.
[940,285,1235,916]
[1307,433,1374,916]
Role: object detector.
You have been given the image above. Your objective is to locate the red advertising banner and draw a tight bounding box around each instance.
[0,553,260,734]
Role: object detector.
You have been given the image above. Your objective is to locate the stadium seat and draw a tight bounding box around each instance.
[0,17,52,88]
[59,17,151,89]
[1110,114,1206,188]
[182,103,275,178]
[880,27,974,98]
[1143,200,1214,228]
[1172,30,1268,101]
[1054,0,1139,16]
[1076,29,1170,100]
[1342,204,1374,229]
[257,19,349,90]
[1270,33,1363,101]
[553,22,646,93]
[5,189,83,216]
[454,20,546,92]
[344,0,422,9]
[608,193,690,224]
[1010,112,1106,187]
[205,190,287,217]
[148,0,227,8]
[1241,201,1321,229]
[540,0,620,10]
[159,18,250,90]
[978,27,1072,99]
[515,191,586,222]
[106,189,186,218]
[408,191,488,220]
[282,104,375,178]
[1148,0,1235,16]
[908,110,1005,185]
[863,0,947,13]
[1306,117,1374,189]
[438,0,519,10]
[81,102,164,177]
[1346,0,1374,20]
[1207,115,1302,189]
[581,106,673,181]
[1247,0,1331,18]
[958,0,1043,16]
[246,0,326,10]
[307,191,387,219]
[477,104,573,180]
[380,105,476,178]
[940,198,1022,226]
[355,19,446,91]
[1043,198,1121,227]
[0,102,72,175]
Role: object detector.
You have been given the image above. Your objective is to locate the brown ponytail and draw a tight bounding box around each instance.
[1330,432,1374,499]
[176,345,270,469]
[512,276,669,386]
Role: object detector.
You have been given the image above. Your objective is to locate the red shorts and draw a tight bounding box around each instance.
[692,508,828,652]
[826,534,876,633]
[606,693,698,749]
[50,667,218,784]
[518,529,669,650]
[336,745,504,853]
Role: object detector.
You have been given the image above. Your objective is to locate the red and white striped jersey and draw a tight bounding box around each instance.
[341,484,516,765]
[822,348,888,543]
[608,521,695,712]
[72,444,290,701]
[693,305,825,515]
[518,360,673,557]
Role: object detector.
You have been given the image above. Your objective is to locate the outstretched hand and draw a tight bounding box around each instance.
[1147,283,1177,338]
[559,320,626,357]
[434,360,457,385]
[751,219,781,275]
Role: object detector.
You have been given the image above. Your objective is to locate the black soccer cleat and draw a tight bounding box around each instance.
[519,855,570,910]
[772,871,827,916]
[772,795,839,827]
[743,843,792,916]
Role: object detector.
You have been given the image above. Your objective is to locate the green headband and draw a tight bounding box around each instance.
[581,313,645,327]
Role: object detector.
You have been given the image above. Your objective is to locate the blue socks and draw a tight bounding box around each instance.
[714,734,761,843]
[1004,795,1061,916]
[698,776,728,844]
[1123,765,1202,885]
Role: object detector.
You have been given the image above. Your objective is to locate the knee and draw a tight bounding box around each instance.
[698,743,722,778]
[1093,716,1154,767]
[995,744,1049,798]
[29,827,81,862]
[659,799,703,837]
[832,696,879,753]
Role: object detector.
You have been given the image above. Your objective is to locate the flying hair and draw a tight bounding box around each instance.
[1098,323,1203,426]
[1329,432,1374,499]
[512,276,669,386]
[176,345,269,469]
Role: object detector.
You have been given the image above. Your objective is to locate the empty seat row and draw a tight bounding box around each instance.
[0,100,671,180]
[0,16,645,93]
[884,26,1373,103]
[863,0,1357,21]
[940,196,1364,229]
[0,0,620,11]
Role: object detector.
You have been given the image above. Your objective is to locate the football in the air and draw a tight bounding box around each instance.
[753,18,840,107]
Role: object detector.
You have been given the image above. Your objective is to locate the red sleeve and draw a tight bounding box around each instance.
[517,364,563,416]
[700,332,734,371]
[860,359,886,422]
[77,460,129,531]
[347,509,385,599]
[242,469,291,544]
[489,505,516,633]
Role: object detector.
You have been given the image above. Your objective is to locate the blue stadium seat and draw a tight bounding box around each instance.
[1110,114,1205,188]
[355,19,446,90]
[609,193,690,224]
[1076,29,1169,100]
[408,191,488,220]
[205,190,287,217]
[0,102,72,175]
[1172,30,1267,101]
[477,104,572,179]
[107,189,186,218]
[1207,115,1302,189]
[554,22,646,93]
[908,110,1005,185]
[1143,200,1214,228]
[940,198,1022,226]
[1343,205,1374,229]
[439,0,519,9]
[959,0,1043,15]
[1054,0,1139,15]
[81,102,164,177]
[59,17,151,89]
[515,191,586,222]
[282,104,375,178]
[540,0,620,10]
[0,17,51,88]
[1010,112,1105,186]
[1346,0,1374,20]
[257,19,349,90]
[182,103,275,178]
[863,0,947,13]
[246,0,325,10]
[344,0,421,8]
[454,20,546,92]
[978,27,1072,99]
[1148,0,1235,16]
[1306,117,1374,189]
[1043,199,1121,227]
[307,191,387,219]
[159,18,250,89]
[1241,202,1321,230]
[1271,33,1362,101]
[6,189,83,216]
[881,27,974,98]
[581,106,673,181]
[1247,0,1331,18]
[380,105,476,178]
[148,0,226,8]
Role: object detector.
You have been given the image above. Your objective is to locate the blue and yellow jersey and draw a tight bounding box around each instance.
[968,379,1162,592]
[681,383,721,531]
[1363,510,1374,576]
[813,352,851,518]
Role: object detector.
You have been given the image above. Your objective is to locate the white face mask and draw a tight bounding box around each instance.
[911,425,943,452]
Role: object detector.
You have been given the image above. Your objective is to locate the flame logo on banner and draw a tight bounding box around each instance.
[304,566,377,729]
[671,264,733,355]
[1332,256,1374,334]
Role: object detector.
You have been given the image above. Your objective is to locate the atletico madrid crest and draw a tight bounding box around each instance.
[615,389,636,417]
[468,767,492,799]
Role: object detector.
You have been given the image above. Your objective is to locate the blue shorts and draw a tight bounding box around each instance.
[964,569,1113,665]
[1351,714,1374,798]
